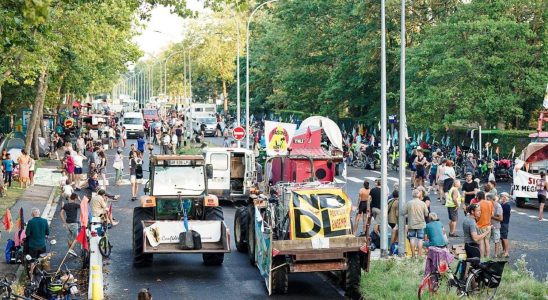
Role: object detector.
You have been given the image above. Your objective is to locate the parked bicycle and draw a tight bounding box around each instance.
[0,273,28,300]
[96,218,112,258]
[418,257,506,300]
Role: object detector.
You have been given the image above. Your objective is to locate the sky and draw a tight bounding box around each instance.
[133,0,204,59]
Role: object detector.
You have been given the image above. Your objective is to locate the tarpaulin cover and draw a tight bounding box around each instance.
[299,116,343,150]
[519,143,548,163]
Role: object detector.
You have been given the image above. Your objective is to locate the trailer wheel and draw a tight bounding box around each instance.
[247,206,256,265]
[234,207,249,253]
[345,252,362,300]
[203,207,225,266]
[516,197,526,208]
[133,207,154,267]
[271,256,289,294]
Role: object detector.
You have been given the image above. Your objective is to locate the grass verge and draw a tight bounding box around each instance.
[0,187,25,213]
[360,256,547,300]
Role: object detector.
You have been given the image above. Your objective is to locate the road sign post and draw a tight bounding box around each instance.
[232,126,246,141]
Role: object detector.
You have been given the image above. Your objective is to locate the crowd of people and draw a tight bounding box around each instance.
[0,149,36,194]
[353,146,522,261]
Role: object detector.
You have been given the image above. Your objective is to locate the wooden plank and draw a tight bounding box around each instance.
[295,252,345,261]
[272,236,368,252]
[290,261,347,273]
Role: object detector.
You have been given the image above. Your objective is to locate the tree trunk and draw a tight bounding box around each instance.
[222,80,228,117]
[24,69,48,156]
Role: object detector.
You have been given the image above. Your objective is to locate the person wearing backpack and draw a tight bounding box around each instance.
[129,151,142,201]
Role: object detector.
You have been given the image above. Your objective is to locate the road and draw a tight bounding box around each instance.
[91,138,345,300]
[44,137,546,299]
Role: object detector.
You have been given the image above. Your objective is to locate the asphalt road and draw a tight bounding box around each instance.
[47,136,545,299]
[96,138,345,300]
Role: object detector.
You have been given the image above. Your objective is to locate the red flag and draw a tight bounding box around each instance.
[3,209,13,232]
[76,226,88,251]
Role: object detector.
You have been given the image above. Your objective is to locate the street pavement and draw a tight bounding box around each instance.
[72,137,546,299]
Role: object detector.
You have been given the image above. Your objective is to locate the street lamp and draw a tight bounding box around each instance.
[246,0,279,149]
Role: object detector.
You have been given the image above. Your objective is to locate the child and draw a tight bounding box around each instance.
[2,153,14,188]
[62,179,74,202]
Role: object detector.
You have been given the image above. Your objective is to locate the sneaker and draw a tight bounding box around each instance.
[112,220,119,226]
[113,195,120,200]
[68,249,78,257]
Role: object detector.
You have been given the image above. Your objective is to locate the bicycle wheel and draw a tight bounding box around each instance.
[417,273,441,300]
[99,236,112,258]
[465,272,498,300]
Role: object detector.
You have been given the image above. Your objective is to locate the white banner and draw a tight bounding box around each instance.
[512,170,540,198]
[264,121,297,156]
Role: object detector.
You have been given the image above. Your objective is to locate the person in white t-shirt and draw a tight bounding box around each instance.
[171,132,178,153]
[62,179,74,201]
[72,149,87,190]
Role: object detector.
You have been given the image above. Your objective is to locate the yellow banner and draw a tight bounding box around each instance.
[289,188,352,239]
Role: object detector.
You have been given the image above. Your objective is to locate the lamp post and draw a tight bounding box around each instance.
[380,0,389,258]
[398,0,408,257]
[246,0,279,149]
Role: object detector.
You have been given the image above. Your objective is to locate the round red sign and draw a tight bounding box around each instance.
[232,126,246,141]
[64,118,74,128]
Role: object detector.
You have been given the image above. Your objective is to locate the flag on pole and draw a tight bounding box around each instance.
[15,207,24,231]
[446,136,451,147]
[2,209,13,232]
[461,140,465,147]
[441,136,445,146]
[495,146,500,155]
[511,146,516,158]
[75,226,88,251]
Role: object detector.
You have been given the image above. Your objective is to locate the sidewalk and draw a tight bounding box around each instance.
[0,162,59,278]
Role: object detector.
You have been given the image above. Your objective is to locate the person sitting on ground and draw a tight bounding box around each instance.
[137,288,152,300]
[62,179,74,201]
[423,212,447,248]
[90,189,118,226]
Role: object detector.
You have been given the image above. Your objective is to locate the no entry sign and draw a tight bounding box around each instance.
[232,126,246,141]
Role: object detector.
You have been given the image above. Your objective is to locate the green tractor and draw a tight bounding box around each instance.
[132,155,231,267]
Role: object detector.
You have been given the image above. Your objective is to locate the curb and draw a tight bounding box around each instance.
[13,184,58,285]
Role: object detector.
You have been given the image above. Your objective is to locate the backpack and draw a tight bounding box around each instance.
[5,239,16,264]
[136,160,143,179]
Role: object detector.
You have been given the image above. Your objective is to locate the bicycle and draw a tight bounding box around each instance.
[0,273,28,300]
[98,219,113,258]
[418,257,506,300]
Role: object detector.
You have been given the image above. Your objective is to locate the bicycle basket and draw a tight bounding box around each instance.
[481,261,506,288]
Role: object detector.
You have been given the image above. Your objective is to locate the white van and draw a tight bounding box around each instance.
[122,112,145,138]
[205,148,256,202]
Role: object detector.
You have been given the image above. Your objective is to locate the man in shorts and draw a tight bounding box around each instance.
[60,193,80,256]
[477,194,494,258]
[404,189,429,257]
[499,192,511,257]
[537,172,546,221]
[489,193,503,257]
[354,180,371,235]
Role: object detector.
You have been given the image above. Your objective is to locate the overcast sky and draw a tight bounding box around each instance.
[133,1,204,59]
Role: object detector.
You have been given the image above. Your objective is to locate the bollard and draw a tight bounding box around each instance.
[91,265,103,300]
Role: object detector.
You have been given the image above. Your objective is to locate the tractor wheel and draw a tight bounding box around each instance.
[247,206,256,265]
[133,207,154,267]
[344,253,362,300]
[271,256,289,294]
[202,207,225,266]
[234,207,249,253]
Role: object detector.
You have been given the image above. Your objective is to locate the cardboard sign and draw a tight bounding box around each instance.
[512,170,540,198]
[144,220,222,247]
[289,189,352,240]
[264,121,297,156]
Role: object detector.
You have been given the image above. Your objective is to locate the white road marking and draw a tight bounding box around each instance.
[510,209,546,221]
[346,177,362,183]
[371,170,381,175]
